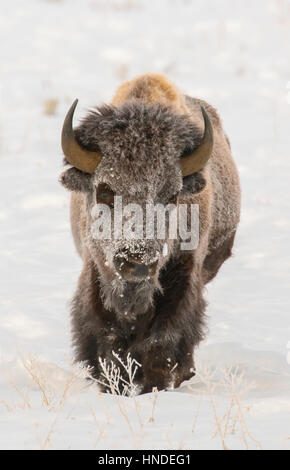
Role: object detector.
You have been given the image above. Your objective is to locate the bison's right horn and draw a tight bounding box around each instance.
[61,99,102,174]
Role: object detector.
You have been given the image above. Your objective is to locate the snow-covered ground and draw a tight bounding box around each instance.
[0,0,290,450]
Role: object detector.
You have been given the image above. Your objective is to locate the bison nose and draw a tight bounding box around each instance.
[128,258,157,278]
[115,256,158,280]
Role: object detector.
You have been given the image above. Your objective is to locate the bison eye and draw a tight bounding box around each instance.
[96,183,115,208]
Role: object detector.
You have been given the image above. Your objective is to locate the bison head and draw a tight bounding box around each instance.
[60,99,212,319]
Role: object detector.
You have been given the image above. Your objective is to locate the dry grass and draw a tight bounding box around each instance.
[43,98,59,116]
[114,64,129,82]
[189,366,264,450]
[96,351,141,397]
[0,355,274,449]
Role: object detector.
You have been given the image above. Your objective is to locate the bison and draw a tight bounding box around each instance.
[60,73,241,394]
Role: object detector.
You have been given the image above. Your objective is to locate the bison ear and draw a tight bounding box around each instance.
[181,171,207,195]
[59,166,93,193]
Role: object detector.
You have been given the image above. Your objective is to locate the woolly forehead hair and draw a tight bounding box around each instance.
[74,100,202,168]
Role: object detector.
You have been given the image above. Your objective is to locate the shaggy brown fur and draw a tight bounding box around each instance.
[111,73,188,113]
[60,74,241,394]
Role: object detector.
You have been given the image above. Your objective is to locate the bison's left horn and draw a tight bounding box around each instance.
[61,99,102,174]
[180,106,214,177]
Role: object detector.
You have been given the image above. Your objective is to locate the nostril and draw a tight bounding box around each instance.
[148,260,158,275]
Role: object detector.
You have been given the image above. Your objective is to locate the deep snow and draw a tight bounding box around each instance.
[0,0,290,450]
